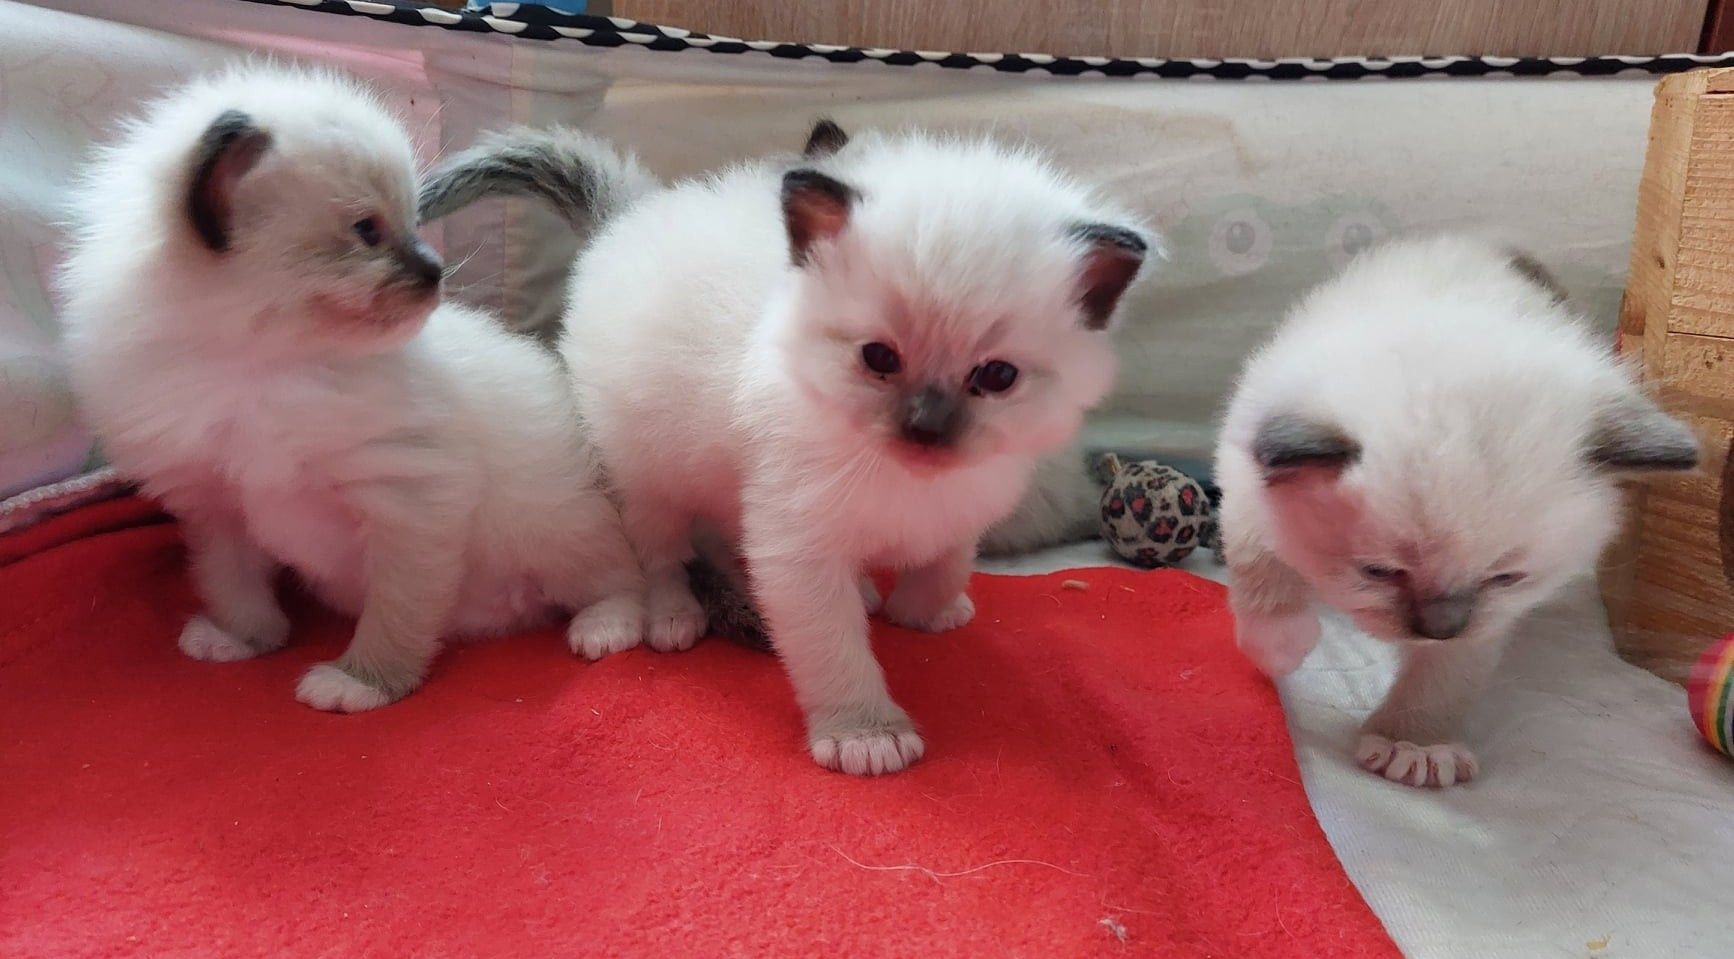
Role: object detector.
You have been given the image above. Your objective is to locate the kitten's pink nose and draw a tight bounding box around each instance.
[397,239,444,291]
[1409,593,1474,640]
[899,386,962,448]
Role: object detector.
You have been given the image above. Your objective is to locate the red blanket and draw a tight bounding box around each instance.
[0,499,1396,958]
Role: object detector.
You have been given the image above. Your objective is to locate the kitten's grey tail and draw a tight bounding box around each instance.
[417,126,658,229]
[978,446,1106,557]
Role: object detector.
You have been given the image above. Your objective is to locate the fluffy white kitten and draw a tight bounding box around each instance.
[1216,236,1698,787]
[422,121,1152,773]
[56,66,648,711]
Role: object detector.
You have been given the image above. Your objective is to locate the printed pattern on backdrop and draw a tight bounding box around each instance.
[247,0,1734,81]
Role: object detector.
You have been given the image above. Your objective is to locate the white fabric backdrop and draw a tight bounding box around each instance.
[2,0,1659,495]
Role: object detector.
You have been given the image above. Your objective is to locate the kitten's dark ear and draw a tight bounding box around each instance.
[1586,394,1699,473]
[1253,414,1361,481]
[1071,224,1150,331]
[186,110,271,253]
[802,119,849,159]
[781,169,856,267]
[1506,248,1569,305]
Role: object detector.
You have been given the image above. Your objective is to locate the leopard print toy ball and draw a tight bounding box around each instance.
[1099,455,1217,568]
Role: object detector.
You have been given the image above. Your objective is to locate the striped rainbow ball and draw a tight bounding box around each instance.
[1688,634,1734,759]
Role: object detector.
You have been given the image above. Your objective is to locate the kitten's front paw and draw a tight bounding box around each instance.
[1233,608,1320,677]
[1355,733,1479,788]
[646,579,705,653]
[808,703,925,776]
[178,614,286,663]
[567,595,645,661]
[884,591,974,633]
[295,663,397,713]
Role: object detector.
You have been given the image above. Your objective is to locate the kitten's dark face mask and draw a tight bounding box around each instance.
[348,213,444,297]
[777,156,1147,472]
[184,110,441,351]
[1252,403,1700,643]
[849,337,1019,465]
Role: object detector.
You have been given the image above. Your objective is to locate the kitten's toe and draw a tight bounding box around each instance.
[295,663,397,713]
[1234,608,1320,677]
[885,591,974,633]
[807,704,925,776]
[178,615,283,662]
[1354,733,1397,771]
[1356,733,1478,788]
[567,595,645,661]
[858,574,884,615]
[645,581,704,653]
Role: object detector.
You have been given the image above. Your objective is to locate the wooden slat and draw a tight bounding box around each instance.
[611,1,1708,60]
[1604,70,1708,637]
[1604,70,1734,682]
[1670,95,1734,338]
[1662,330,1734,399]
[1612,391,1733,678]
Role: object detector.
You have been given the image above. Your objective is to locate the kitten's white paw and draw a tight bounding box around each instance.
[1234,608,1320,677]
[178,615,281,662]
[567,595,645,661]
[1356,733,1479,788]
[858,574,884,615]
[885,591,974,633]
[295,663,395,713]
[808,705,925,776]
[645,580,704,653]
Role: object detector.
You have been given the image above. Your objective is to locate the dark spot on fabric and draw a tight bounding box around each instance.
[1506,248,1569,305]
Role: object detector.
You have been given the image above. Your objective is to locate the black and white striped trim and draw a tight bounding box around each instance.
[246,0,1734,81]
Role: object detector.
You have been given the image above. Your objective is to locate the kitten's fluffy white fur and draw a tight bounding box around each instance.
[1216,235,1698,787]
[541,129,1150,774]
[56,66,647,710]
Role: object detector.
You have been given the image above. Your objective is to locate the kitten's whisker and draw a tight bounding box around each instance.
[444,243,487,277]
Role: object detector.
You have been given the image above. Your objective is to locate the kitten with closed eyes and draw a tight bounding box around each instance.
[1215,235,1698,787]
[421,119,1154,774]
[56,66,649,710]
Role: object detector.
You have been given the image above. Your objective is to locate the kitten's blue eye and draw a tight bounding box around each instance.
[861,342,901,376]
[1484,572,1526,588]
[969,360,1019,396]
[352,216,384,247]
[1359,564,1404,581]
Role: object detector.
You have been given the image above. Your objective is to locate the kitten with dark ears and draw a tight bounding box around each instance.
[1216,236,1698,787]
[57,66,649,710]
[421,119,1154,774]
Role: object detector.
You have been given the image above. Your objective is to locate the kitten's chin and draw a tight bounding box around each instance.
[310,290,436,349]
[1346,609,1412,643]
[1354,613,1495,646]
[885,441,966,476]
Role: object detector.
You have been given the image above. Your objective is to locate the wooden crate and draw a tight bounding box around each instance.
[1603,67,1734,682]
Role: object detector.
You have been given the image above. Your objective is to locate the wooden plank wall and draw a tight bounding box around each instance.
[604,1,1708,59]
[1605,69,1734,681]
